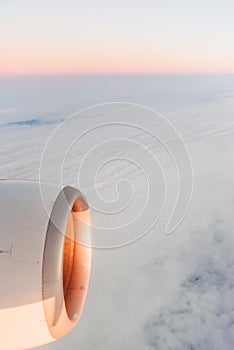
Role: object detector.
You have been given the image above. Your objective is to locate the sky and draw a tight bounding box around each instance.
[0,0,234,75]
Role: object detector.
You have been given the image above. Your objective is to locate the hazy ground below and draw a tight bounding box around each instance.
[1,74,234,350]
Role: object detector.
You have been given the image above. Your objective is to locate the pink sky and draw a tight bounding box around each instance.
[1,0,234,75]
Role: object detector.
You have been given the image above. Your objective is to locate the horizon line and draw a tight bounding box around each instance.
[1,72,234,78]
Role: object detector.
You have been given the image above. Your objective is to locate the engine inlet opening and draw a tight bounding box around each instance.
[63,213,75,315]
[63,197,91,322]
[43,186,92,340]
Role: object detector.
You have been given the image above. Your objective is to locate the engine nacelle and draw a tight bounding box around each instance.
[0,180,92,350]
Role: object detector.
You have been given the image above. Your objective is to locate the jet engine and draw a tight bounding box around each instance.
[0,180,92,350]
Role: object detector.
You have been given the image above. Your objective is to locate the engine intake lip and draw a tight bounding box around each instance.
[42,186,92,339]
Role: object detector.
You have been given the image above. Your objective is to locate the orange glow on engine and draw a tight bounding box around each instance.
[44,207,92,340]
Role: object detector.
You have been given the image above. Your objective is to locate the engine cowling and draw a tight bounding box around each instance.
[0,180,92,350]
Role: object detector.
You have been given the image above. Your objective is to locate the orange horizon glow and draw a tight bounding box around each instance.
[1,53,234,76]
[1,44,234,76]
[1,41,234,76]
